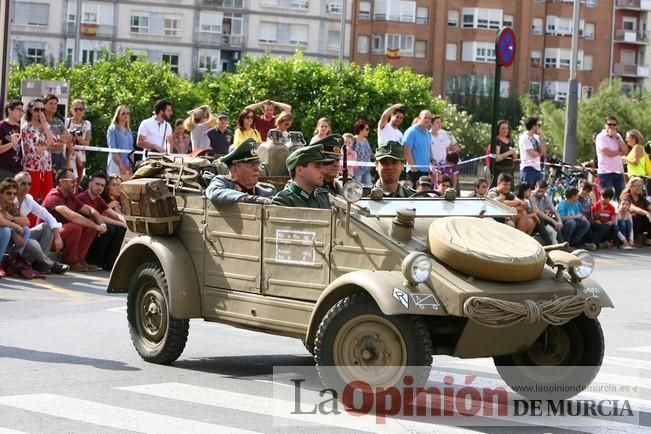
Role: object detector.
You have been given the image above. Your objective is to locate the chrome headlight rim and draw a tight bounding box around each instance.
[569,249,595,281]
[401,252,432,285]
[342,181,364,203]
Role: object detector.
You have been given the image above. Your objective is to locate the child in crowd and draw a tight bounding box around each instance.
[441,151,460,191]
[557,187,595,250]
[471,178,488,198]
[591,187,618,248]
[616,199,636,249]
[340,133,357,177]
[439,175,452,194]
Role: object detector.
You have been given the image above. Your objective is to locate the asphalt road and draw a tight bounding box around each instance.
[0,249,650,433]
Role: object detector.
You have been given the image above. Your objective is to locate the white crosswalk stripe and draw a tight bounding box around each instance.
[0,428,29,434]
[0,393,260,434]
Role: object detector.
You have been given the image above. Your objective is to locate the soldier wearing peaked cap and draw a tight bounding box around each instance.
[205,138,276,206]
[314,134,344,196]
[368,140,415,198]
[272,144,333,209]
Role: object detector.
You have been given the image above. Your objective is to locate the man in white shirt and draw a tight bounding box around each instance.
[14,171,69,274]
[518,117,546,188]
[377,103,405,145]
[137,99,173,154]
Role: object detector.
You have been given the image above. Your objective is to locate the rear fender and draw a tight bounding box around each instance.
[305,270,447,346]
[107,236,201,319]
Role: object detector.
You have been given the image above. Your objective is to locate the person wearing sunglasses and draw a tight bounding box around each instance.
[595,116,628,199]
[352,119,373,185]
[243,99,292,142]
[231,109,260,151]
[0,179,32,277]
[43,94,73,173]
[0,100,24,180]
[20,98,56,203]
[65,99,91,183]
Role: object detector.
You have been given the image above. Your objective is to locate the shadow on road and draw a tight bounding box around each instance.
[174,354,314,378]
[0,345,140,371]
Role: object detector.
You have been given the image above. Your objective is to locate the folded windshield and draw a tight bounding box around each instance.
[354,198,517,218]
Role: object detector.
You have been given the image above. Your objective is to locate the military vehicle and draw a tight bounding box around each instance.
[108,175,611,399]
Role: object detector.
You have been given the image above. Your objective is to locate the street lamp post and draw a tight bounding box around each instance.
[1,0,12,102]
[562,0,581,164]
[338,0,347,62]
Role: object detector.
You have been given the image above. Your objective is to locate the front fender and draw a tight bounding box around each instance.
[305,270,447,347]
[574,277,614,309]
[107,235,201,319]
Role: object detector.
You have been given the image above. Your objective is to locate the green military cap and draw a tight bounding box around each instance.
[220,138,260,167]
[313,134,344,160]
[286,144,334,171]
[375,140,405,162]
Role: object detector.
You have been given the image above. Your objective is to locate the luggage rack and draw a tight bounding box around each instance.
[123,215,181,236]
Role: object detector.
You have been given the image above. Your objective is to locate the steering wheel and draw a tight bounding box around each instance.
[410,189,442,198]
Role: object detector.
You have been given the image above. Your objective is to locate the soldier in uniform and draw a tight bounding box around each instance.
[315,134,344,196]
[369,140,416,198]
[272,144,333,209]
[205,138,276,206]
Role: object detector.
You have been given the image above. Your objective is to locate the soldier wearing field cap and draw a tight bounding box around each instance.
[272,144,333,209]
[205,138,276,206]
[370,140,415,198]
[315,134,344,196]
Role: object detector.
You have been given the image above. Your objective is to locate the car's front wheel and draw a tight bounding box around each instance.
[494,314,604,400]
[127,262,189,364]
[314,293,433,391]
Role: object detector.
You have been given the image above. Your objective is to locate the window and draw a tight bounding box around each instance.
[327,31,340,50]
[546,16,573,36]
[532,18,543,35]
[544,81,569,102]
[581,86,593,99]
[162,53,179,74]
[621,49,636,65]
[222,13,243,44]
[202,0,243,6]
[198,50,220,72]
[81,49,96,64]
[371,33,414,56]
[416,7,428,24]
[503,15,513,28]
[500,80,511,98]
[288,24,308,45]
[462,8,502,30]
[583,54,593,71]
[164,17,181,36]
[529,82,541,100]
[373,0,416,23]
[448,10,458,27]
[359,1,371,20]
[444,76,458,95]
[459,75,491,96]
[583,22,595,39]
[357,35,369,54]
[623,17,637,31]
[200,12,223,34]
[531,50,541,67]
[326,1,342,14]
[258,21,278,43]
[415,40,426,58]
[130,14,149,33]
[446,43,457,61]
[12,2,49,26]
[291,0,310,9]
[462,41,495,63]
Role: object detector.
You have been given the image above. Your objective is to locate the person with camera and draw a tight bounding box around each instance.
[43,94,73,173]
[21,98,56,203]
[65,99,92,184]
[243,99,292,142]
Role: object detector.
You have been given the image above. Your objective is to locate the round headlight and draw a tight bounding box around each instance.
[569,249,595,280]
[402,252,432,284]
[343,181,364,203]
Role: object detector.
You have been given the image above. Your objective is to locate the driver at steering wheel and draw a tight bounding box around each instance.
[367,141,415,198]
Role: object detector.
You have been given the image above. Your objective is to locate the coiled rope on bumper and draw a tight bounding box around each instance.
[463,295,590,328]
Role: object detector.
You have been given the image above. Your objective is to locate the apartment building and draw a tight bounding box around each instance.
[350,0,614,102]
[8,0,351,79]
[612,0,651,92]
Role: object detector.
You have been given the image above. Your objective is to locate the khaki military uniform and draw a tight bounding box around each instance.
[370,179,415,198]
[273,182,331,209]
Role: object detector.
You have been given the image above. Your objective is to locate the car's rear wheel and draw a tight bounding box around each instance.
[314,293,433,391]
[494,315,604,400]
[127,262,189,364]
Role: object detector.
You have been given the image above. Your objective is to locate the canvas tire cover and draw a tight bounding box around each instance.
[428,216,546,282]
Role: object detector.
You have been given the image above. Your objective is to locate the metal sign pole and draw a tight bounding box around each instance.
[491,27,516,182]
[490,64,501,181]
[0,0,11,103]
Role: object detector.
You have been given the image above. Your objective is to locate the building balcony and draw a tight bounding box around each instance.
[615,0,651,10]
[65,22,114,38]
[614,29,649,44]
[195,31,243,47]
[613,63,650,77]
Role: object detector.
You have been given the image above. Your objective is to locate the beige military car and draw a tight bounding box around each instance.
[108,178,611,399]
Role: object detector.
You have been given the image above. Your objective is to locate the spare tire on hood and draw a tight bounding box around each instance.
[428,216,546,282]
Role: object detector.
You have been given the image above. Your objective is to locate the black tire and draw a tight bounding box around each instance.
[314,293,433,391]
[494,315,604,400]
[127,262,189,364]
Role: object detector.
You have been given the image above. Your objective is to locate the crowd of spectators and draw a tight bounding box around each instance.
[2,94,651,278]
